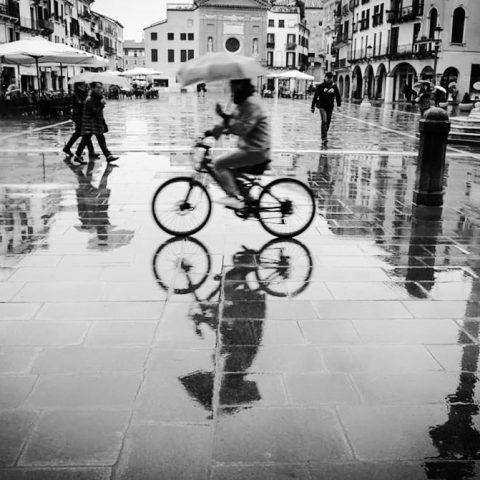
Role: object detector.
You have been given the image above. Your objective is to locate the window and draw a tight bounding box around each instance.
[252,38,259,56]
[181,49,187,62]
[451,7,465,44]
[225,37,240,53]
[267,51,273,66]
[268,19,274,27]
[188,49,194,60]
[180,33,187,40]
[429,8,438,38]
[286,52,295,67]
[168,49,174,62]
[279,19,285,28]
[151,32,157,41]
[151,49,158,62]
[188,33,194,40]
[167,32,174,40]
[207,36,213,52]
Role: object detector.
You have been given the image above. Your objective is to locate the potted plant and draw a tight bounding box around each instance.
[459,93,474,112]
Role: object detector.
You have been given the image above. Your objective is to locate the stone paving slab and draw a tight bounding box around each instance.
[1,95,480,478]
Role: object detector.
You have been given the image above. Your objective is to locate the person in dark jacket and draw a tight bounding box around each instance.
[63,82,99,160]
[310,72,342,146]
[74,82,118,164]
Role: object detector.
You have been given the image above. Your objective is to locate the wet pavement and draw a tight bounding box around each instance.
[1,93,480,479]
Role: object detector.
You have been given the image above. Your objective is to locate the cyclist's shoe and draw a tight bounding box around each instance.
[216,195,245,210]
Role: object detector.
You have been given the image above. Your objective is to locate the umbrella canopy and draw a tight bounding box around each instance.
[473,81,480,91]
[276,69,314,80]
[434,85,447,94]
[68,71,131,90]
[176,52,266,87]
[0,37,96,65]
[414,80,433,90]
[119,67,163,77]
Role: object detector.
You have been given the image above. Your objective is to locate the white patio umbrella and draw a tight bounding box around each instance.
[68,71,131,90]
[0,37,98,91]
[276,70,315,80]
[119,67,163,77]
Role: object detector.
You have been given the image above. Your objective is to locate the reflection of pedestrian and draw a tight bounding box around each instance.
[66,161,117,246]
[63,82,98,161]
[74,82,118,164]
[310,72,341,146]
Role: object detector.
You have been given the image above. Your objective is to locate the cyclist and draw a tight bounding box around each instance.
[205,78,271,210]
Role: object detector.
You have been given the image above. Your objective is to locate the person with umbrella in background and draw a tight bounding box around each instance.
[416,84,432,117]
[310,72,341,147]
[205,78,271,210]
[63,82,99,161]
[74,82,119,164]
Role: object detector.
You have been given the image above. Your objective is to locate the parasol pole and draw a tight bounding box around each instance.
[17,64,22,93]
[35,56,41,93]
[59,62,64,96]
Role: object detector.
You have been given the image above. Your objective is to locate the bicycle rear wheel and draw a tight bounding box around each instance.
[257,178,316,237]
[152,177,211,236]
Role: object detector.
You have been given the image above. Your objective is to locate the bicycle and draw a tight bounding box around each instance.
[151,138,316,238]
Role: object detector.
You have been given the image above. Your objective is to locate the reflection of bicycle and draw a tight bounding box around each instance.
[151,139,316,238]
[153,236,313,299]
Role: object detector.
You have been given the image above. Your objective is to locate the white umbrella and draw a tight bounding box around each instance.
[434,85,447,94]
[68,71,131,90]
[276,70,314,80]
[0,37,97,91]
[473,81,480,91]
[176,52,266,86]
[119,67,163,77]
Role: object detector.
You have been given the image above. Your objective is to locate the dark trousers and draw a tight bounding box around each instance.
[76,133,111,157]
[65,122,95,154]
[319,107,333,141]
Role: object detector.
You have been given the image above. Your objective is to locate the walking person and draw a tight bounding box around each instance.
[416,85,432,117]
[74,82,119,164]
[63,82,99,161]
[310,72,341,147]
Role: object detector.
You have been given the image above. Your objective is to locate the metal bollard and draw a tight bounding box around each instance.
[413,107,450,207]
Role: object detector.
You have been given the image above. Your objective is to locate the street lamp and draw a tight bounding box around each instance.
[432,26,443,84]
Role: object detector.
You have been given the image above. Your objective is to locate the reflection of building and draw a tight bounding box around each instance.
[323,0,480,102]
[0,186,61,255]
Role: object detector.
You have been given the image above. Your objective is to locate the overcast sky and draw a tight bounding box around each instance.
[93,0,193,41]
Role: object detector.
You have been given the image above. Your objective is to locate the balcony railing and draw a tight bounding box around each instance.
[387,0,424,24]
[39,18,54,34]
[19,16,42,31]
[286,42,297,50]
[334,33,350,47]
[0,1,19,18]
[266,42,275,49]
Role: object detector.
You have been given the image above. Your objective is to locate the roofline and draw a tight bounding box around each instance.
[144,18,167,30]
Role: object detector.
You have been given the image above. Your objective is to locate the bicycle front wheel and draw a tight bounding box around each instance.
[257,178,316,237]
[152,177,212,236]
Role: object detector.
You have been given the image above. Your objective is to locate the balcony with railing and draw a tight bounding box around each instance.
[334,32,350,47]
[348,43,390,62]
[286,42,297,50]
[266,42,275,49]
[387,43,414,59]
[39,18,54,34]
[387,0,424,24]
[0,1,19,19]
[19,16,41,32]
[79,9,91,21]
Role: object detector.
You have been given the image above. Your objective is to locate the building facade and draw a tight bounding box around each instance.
[122,40,145,71]
[144,0,271,91]
[0,0,123,93]
[304,0,327,80]
[323,0,480,103]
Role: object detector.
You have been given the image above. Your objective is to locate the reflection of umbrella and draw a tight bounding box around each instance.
[68,71,131,90]
[434,85,447,94]
[179,371,214,411]
[176,52,266,86]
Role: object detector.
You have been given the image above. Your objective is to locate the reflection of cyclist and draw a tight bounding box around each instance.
[206,79,271,210]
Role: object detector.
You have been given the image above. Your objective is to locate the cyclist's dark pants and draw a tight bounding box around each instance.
[214,149,268,197]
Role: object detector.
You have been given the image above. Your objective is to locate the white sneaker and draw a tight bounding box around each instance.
[215,195,245,209]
